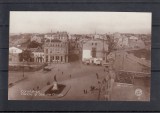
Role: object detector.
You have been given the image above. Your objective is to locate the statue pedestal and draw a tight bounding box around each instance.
[52,82,58,91]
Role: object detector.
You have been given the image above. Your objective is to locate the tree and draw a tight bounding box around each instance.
[27,41,42,48]
[106,35,117,54]
[19,50,33,62]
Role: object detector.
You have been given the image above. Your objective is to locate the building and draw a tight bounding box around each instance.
[113,51,151,72]
[9,47,22,64]
[44,32,69,63]
[82,39,108,63]
[29,47,45,63]
[44,31,68,42]
[113,33,129,49]
[31,35,43,43]
[128,36,145,49]
[13,36,30,46]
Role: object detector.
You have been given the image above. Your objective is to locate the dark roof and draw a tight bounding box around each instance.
[51,39,62,42]
[46,39,50,42]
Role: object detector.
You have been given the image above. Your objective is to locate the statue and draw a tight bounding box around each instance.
[52,82,58,91]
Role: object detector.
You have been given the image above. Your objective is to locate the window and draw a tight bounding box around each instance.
[46,55,48,62]
[46,49,48,54]
[95,43,97,46]
[92,43,93,45]
[61,56,63,61]
[56,56,59,60]
[92,47,96,58]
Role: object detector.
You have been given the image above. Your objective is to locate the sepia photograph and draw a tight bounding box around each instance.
[8,11,151,101]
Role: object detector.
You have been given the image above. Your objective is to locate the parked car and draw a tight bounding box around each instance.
[82,59,90,65]
[102,62,110,67]
[43,66,52,71]
[93,58,102,65]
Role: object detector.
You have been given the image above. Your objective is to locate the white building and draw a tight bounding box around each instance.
[29,47,45,63]
[9,47,22,54]
[82,39,108,63]
[9,47,22,64]
[44,32,69,42]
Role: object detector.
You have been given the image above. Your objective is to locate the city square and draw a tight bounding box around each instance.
[8,12,151,101]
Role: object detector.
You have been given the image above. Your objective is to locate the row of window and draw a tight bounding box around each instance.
[45,55,65,62]
[92,42,98,46]
[46,36,67,40]
[45,48,65,53]
[45,43,67,47]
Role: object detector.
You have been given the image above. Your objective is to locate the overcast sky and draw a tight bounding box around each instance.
[10,11,152,34]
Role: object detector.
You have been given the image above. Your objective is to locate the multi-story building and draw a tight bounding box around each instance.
[29,47,45,63]
[9,47,22,65]
[44,31,68,41]
[44,32,69,63]
[31,34,43,43]
[82,39,108,63]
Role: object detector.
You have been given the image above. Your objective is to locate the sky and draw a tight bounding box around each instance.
[10,11,152,34]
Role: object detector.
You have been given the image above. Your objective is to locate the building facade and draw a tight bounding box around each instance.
[29,47,45,63]
[113,51,151,72]
[44,32,69,63]
[82,39,108,63]
[31,35,43,43]
[9,47,22,64]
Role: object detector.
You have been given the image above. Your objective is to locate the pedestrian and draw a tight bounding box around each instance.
[83,90,85,94]
[54,75,57,82]
[109,68,116,92]
[62,71,63,75]
[37,86,39,90]
[96,73,99,79]
[70,74,71,78]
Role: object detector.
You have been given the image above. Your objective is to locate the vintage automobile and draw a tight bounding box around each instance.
[93,58,102,65]
[43,66,52,71]
[102,62,110,68]
[84,59,90,65]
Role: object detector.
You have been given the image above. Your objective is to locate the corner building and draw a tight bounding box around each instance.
[44,32,69,63]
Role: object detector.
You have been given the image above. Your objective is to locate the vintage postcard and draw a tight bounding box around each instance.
[8,11,151,101]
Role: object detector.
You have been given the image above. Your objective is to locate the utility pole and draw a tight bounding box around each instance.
[22,59,24,78]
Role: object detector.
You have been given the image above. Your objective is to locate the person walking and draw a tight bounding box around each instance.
[96,73,99,79]
[109,68,116,93]
[54,75,57,82]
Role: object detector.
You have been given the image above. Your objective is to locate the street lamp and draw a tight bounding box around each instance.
[22,59,24,78]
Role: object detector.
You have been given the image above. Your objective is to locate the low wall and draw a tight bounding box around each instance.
[9,63,47,72]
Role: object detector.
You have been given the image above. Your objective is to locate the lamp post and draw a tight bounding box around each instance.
[22,59,24,78]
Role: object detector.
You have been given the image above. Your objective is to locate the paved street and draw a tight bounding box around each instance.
[8,60,150,101]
